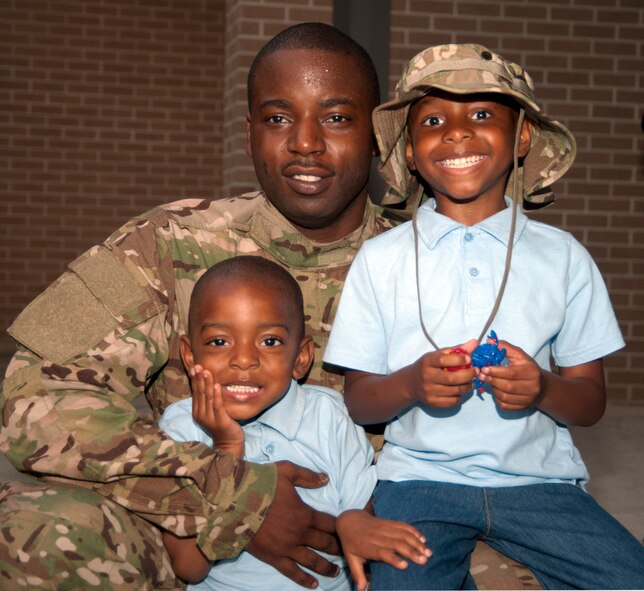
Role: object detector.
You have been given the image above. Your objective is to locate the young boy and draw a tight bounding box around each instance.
[323,44,644,590]
[158,256,430,591]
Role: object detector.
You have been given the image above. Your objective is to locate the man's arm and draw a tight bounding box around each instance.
[0,215,339,576]
[0,342,277,560]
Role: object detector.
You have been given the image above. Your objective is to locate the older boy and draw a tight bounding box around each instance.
[324,44,644,589]
[158,256,430,590]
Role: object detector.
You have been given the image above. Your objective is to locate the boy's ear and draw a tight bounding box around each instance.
[518,118,533,158]
[292,336,315,380]
[405,135,417,171]
[179,334,195,371]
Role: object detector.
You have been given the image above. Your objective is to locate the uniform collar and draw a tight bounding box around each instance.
[249,196,383,269]
[416,196,528,249]
[252,380,304,441]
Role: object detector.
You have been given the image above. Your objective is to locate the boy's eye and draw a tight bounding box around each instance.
[473,110,491,120]
[207,338,228,347]
[423,115,444,126]
[266,114,287,124]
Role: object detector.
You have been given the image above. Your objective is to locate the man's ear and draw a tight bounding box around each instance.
[372,133,380,158]
[179,334,195,372]
[292,336,315,380]
[245,113,252,157]
[518,118,533,158]
[405,134,417,171]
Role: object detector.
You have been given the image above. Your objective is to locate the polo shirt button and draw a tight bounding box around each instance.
[469,267,479,276]
[464,232,474,242]
[265,443,275,454]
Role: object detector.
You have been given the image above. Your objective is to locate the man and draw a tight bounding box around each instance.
[0,23,401,591]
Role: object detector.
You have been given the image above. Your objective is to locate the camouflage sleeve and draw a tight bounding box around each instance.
[0,212,276,561]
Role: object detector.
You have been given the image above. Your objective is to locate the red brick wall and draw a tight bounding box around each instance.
[2,0,226,358]
[2,0,642,402]
[389,0,644,403]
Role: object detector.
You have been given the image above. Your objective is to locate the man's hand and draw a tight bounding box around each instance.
[247,461,340,589]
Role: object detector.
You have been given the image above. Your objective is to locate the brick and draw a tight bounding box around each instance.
[433,17,478,31]
[457,3,501,16]
[526,21,570,37]
[548,39,593,53]
[594,40,636,56]
[572,24,618,39]
[408,1,454,13]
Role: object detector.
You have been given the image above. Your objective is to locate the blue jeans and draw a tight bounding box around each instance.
[371,480,644,590]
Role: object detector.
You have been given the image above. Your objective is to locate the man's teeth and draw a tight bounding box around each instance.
[440,155,484,168]
[227,385,259,393]
[293,174,321,182]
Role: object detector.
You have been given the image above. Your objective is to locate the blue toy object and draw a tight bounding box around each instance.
[471,330,506,396]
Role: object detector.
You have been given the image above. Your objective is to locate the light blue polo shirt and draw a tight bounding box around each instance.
[159,380,376,591]
[324,197,624,489]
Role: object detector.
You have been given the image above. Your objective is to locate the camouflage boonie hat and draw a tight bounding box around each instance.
[374,43,576,207]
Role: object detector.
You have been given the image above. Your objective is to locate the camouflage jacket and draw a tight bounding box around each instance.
[0,192,402,561]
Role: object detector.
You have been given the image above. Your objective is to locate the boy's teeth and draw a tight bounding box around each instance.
[440,155,484,168]
[293,174,321,182]
[227,385,259,393]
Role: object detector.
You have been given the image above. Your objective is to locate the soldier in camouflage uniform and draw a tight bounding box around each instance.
[324,43,644,589]
[0,23,403,591]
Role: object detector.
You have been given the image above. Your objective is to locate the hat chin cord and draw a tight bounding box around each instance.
[413,108,526,350]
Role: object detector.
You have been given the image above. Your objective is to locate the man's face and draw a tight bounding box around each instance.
[247,49,375,243]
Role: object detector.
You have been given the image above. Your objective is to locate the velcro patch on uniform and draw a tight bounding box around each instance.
[8,248,151,364]
[69,247,148,317]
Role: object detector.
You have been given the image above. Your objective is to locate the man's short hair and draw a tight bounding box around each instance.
[247,22,380,110]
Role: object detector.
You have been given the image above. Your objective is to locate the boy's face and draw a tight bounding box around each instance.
[406,91,531,206]
[246,48,375,243]
[181,279,313,422]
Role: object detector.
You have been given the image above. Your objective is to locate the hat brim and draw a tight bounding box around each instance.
[374,81,576,208]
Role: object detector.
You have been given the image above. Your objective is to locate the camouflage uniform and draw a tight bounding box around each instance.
[0,192,402,590]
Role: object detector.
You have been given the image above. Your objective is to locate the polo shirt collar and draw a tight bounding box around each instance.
[252,380,304,441]
[416,196,528,249]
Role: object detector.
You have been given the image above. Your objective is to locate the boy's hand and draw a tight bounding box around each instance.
[337,510,431,591]
[190,364,245,458]
[412,339,478,408]
[476,341,544,411]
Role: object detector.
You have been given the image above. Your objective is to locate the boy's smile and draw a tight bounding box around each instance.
[406,91,531,221]
[181,278,312,421]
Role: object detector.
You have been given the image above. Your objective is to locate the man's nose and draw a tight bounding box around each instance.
[288,118,325,156]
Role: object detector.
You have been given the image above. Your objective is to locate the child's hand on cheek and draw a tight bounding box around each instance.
[477,342,544,411]
[190,365,245,458]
